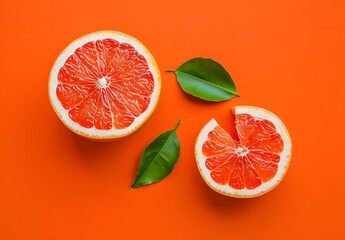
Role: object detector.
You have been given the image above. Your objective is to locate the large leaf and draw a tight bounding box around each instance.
[166,58,238,102]
[130,121,181,189]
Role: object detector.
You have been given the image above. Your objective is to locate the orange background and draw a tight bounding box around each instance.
[1,0,345,239]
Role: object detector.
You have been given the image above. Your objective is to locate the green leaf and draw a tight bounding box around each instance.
[166,57,239,102]
[130,121,181,189]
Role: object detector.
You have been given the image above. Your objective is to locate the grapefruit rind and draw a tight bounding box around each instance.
[48,31,161,140]
[195,106,292,198]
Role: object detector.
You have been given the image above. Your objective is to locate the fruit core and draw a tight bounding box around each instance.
[236,146,249,156]
[97,76,110,88]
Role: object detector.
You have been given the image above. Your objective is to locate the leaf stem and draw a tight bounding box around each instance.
[165,70,176,73]
[174,120,181,130]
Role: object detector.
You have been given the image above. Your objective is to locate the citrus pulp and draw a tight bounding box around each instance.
[195,106,292,198]
[48,31,161,140]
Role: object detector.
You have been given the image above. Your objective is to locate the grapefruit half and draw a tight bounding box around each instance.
[48,31,161,140]
[195,106,292,198]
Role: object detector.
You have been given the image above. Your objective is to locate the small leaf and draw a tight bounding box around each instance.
[130,121,181,189]
[166,57,239,102]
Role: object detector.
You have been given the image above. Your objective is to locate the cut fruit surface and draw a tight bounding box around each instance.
[195,106,292,198]
[49,31,161,140]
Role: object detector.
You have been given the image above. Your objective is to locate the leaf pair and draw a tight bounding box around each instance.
[131,58,238,189]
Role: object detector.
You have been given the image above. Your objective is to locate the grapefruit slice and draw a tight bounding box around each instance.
[48,31,161,140]
[195,106,292,198]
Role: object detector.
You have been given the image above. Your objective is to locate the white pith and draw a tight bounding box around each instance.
[98,77,109,88]
[195,106,292,197]
[236,147,249,156]
[48,31,161,139]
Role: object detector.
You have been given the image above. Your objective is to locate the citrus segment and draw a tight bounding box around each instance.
[49,31,161,140]
[195,106,292,198]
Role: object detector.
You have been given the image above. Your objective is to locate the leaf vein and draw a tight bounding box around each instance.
[175,70,239,96]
